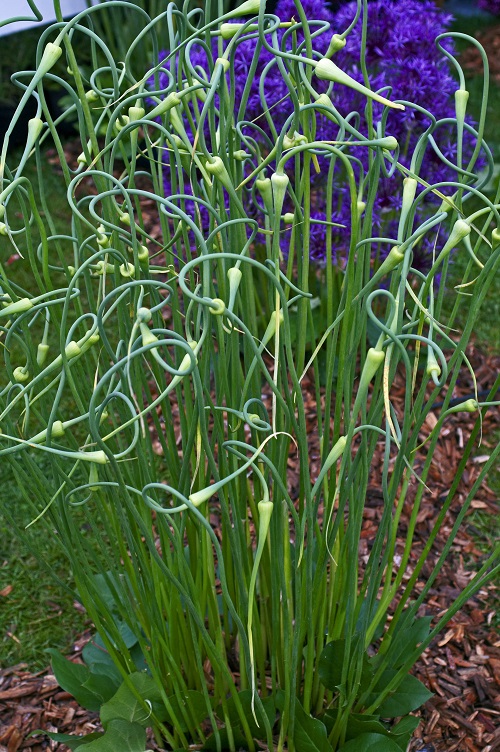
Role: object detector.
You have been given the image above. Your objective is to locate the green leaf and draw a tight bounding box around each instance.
[82,640,123,684]
[319,640,373,694]
[100,672,163,728]
[384,616,432,669]
[48,649,104,712]
[81,672,121,705]
[318,639,346,690]
[344,713,388,740]
[202,727,249,751]
[274,694,333,751]
[29,731,104,749]
[91,573,130,619]
[390,715,420,749]
[339,732,403,752]
[164,690,210,733]
[323,711,420,750]
[293,698,334,752]
[370,672,433,718]
[92,618,139,652]
[222,690,275,738]
[81,720,147,752]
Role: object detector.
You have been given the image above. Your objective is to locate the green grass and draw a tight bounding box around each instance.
[0,151,89,670]
[0,461,89,670]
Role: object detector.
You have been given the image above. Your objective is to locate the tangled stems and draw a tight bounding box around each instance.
[0,1,499,750]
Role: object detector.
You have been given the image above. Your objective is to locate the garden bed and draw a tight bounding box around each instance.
[1,345,498,752]
[1,5,500,751]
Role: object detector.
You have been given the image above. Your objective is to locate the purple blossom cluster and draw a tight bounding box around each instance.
[149,0,483,272]
[477,0,500,14]
[323,0,471,271]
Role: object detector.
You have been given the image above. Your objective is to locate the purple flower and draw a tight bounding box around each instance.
[321,0,485,269]
[148,0,485,273]
[477,0,500,14]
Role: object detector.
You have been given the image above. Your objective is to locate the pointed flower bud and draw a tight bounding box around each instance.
[326,34,346,58]
[119,262,135,278]
[96,225,109,248]
[226,0,262,17]
[1,297,33,317]
[220,23,245,39]
[38,42,62,77]
[215,57,231,73]
[315,93,334,110]
[137,307,152,323]
[146,91,181,121]
[209,298,225,315]
[359,348,385,392]
[271,172,289,218]
[227,266,242,312]
[13,367,29,383]
[426,347,441,380]
[401,177,418,219]
[128,105,145,121]
[140,322,158,347]
[64,341,82,359]
[454,89,469,128]
[37,343,50,366]
[27,118,44,149]
[314,58,405,110]
[438,219,471,261]
[31,420,65,444]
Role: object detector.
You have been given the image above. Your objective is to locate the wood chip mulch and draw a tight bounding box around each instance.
[460,22,500,83]
[0,633,100,752]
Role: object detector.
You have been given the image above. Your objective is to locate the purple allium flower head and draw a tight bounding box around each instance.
[149,0,485,272]
[478,0,500,14]
[322,0,485,269]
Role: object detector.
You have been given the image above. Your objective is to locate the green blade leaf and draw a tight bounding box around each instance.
[164,689,211,733]
[29,731,104,749]
[82,640,123,684]
[339,732,403,752]
[390,715,421,749]
[323,710,420,750]
[370,672,433,717]
[221,689,276,738]
[100,672,162,728]
[319,639,346,690]
[344,713,388,740]
[81,720,147,752]
[319,639,373,694]
[293,698,334,752]
[202,727,249,751]
[47,649,104,712]
[379,616,432,670]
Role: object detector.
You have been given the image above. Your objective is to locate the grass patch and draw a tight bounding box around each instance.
[0,461,88,670]
[0,149,89,669]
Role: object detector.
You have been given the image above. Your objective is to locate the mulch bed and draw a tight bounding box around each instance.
[461,24,500,84]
